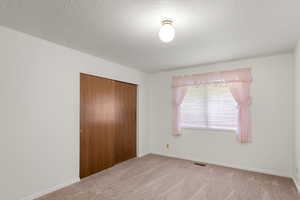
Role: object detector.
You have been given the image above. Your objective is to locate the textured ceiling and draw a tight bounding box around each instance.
[0,0,300,72]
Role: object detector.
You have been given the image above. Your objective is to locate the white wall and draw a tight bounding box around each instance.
[294,41,300,189]
[0,26,150,200]
[0,23,296,200]
[149,54,294,177]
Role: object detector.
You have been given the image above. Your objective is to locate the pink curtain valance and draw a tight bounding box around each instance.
[172,68,252,143]
[172,68,252,88]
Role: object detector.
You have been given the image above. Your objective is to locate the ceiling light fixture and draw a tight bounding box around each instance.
[159,19,175,43]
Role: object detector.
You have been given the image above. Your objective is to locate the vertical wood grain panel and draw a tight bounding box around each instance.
[80,73,116,178]
[115,81,137,164]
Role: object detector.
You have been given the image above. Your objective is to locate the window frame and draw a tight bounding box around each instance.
[181,125,236,132]
[180,84,238,132]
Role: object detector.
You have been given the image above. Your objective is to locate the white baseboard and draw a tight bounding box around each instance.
[293,177,300,193]
[138,152,151,158]
[152,152,291,178]
[20,177,80,200]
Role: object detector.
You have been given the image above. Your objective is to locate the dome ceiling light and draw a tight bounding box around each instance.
[159,19,175,43]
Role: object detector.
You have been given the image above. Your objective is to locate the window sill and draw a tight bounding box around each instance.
[182,126,236,132]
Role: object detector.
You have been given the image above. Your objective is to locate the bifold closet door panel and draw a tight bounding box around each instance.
[80,74,116,178]
[114,81,137,164]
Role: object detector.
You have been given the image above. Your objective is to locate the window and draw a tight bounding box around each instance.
[180,84,238,131]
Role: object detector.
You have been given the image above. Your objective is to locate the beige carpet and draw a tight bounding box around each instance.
[37,154,300,200]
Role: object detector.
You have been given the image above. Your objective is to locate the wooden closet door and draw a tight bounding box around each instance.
[80,74,116,178]
[114,81,137,164]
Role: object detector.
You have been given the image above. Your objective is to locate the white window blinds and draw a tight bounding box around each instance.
[180,84,238,131]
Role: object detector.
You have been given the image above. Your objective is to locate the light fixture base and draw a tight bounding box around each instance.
[161,19,173,25]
